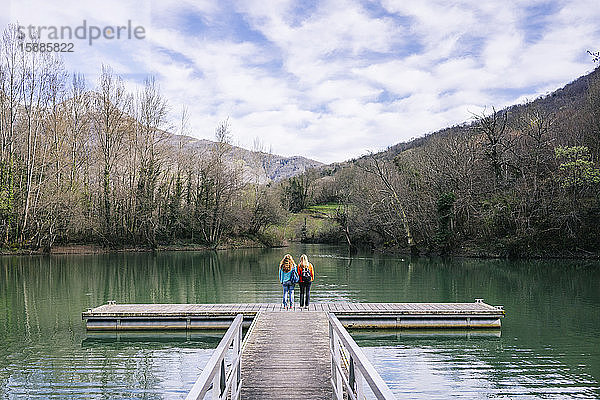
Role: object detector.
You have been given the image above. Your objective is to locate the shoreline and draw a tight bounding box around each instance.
[0,237,274,256]
[1,241,598,261]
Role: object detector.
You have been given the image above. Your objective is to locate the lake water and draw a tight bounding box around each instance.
[1,244,599,399]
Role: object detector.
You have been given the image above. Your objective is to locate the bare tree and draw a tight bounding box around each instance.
[19,34,53,243]
[472,107,512,189]
[195,119,245,246]
[45,56,68,189]
[331,166,357,252]
[517,105,556,193]
[134,76,169,247]
[167,105,189,239]
[587,74,600,160]
[360,154,417,254]
[66,73,90,190]
[91,65,132,239]
[0,24,24,244]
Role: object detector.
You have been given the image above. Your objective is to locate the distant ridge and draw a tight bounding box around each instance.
[77,90,324,182]
[172,135,323,182]
[379,67,600,160]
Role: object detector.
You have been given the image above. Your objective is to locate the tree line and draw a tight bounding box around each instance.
[2,20,598,258]
[0,25,285,250]
[291,67,600,257]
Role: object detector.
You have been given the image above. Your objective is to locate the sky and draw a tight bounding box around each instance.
[3,0,600,163]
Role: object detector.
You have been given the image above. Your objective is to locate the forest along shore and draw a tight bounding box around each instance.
[0,238,272,255]
[0,22,598,259]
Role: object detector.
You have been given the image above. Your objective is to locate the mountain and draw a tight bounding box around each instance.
[77,91,323,183]
[379,66,599,160]
[311,66,600,257]
[171,135,323,182]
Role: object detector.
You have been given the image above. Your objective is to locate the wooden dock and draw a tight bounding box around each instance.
[240,312,332,399]
[83,300,504,330]
[83,302,504,400]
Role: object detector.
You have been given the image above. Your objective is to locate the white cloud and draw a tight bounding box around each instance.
[2,0,600,163]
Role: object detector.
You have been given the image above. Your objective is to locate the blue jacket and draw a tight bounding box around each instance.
[279,269,297,284]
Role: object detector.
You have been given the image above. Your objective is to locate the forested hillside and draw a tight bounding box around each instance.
[290,66,600,257]
[0,26,295,251]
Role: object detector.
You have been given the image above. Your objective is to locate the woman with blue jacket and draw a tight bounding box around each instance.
[279,254,298,309]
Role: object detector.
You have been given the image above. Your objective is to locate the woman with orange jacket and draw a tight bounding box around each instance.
[297,254,314,308]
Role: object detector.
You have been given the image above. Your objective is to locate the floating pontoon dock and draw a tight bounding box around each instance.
[82,300,504,330]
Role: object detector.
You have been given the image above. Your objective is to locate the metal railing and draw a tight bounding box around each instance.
[328,313,396,400]
[186,314,243,400]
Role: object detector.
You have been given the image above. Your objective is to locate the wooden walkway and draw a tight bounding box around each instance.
[240,312,332,400]
[83,301,504,330]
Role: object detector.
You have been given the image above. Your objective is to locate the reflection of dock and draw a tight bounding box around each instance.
[82,300,505,330]
[82,330,224,347]
[350,329,502,343]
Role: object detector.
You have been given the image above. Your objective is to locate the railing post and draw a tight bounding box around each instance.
[349,355,355,390]
[186,314,244,400]
[333,331,343,399]
[330,321,339,400]
[232,321,241,400]
[355,367,364,400]
[329,321,335,399]
[327,313,396,400]
[220,358,226,396]
[212,359,221,400]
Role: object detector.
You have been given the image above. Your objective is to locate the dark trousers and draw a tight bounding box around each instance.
[299,281,311,307]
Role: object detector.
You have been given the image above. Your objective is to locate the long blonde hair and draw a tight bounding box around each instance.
[298,254,310,268]
[279,254,295,272]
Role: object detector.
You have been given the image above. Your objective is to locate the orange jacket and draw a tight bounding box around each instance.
[297,263,314,282]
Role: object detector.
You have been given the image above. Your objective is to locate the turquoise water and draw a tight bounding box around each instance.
[1,244,599,398]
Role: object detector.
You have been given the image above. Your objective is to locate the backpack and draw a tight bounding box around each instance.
[289,269,299,285]
[301,265,312,282]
